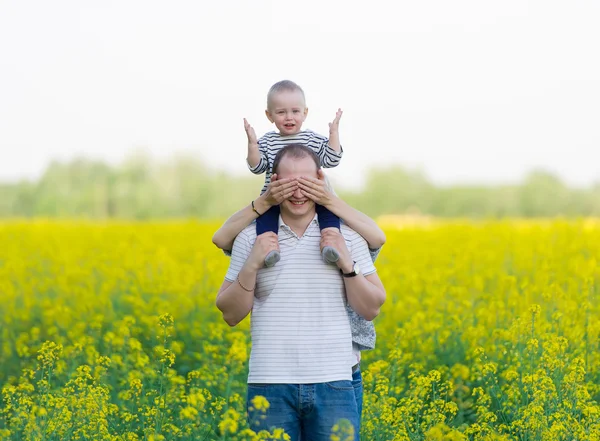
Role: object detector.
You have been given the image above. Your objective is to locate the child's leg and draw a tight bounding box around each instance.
[256,205,281,267]
[316,204,341,263]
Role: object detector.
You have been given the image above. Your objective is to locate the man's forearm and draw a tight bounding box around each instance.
[216,265,258,326]
[343,274,386,321]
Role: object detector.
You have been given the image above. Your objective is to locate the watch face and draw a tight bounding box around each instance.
[354,262,360,274]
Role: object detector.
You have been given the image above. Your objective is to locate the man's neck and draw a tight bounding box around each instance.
[280,212,315,237]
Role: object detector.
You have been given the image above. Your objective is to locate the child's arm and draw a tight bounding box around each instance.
[212,175,299,251]
[327,108,343,152]
[298,171,386,250]
[212,197,269,252]
[314,109,344,169]
[244,118,267,174]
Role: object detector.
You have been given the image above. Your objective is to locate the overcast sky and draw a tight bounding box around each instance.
[1,0,599,190]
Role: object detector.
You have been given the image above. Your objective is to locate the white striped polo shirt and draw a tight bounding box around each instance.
[225,214,376,384]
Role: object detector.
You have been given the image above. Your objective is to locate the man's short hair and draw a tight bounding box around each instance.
[272,144,320,175]
[267,80,306,109]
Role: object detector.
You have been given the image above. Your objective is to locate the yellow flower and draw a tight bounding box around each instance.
[3,220,600,440]
[218,417,238,435]
[251,395,270,412]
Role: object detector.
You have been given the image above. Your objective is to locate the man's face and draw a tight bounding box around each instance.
[265,90,308,136]
[276,155,318,218]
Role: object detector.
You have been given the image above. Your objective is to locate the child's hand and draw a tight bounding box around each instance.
[262,174,299,207]
[298,169,333,207]
[328,108,343,135]
[244,118,258,147]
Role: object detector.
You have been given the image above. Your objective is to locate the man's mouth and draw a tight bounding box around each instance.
[290,200,306,206]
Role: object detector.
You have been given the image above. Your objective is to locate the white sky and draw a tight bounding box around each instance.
[1,0,599,190]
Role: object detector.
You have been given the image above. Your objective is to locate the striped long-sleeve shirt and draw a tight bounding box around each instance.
[248,130,343,194]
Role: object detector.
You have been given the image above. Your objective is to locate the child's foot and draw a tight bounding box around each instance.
[322,246,340,264]
[264,250,281,268]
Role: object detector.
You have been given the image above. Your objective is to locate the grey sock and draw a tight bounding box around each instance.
[322,246,340,264]
[264,250,281,268]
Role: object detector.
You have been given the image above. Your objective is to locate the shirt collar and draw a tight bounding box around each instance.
[278,213,319,231]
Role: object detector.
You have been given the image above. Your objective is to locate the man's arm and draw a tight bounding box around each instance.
[215,266,257,327]
[321,229,386,321]
[216,231,279,326]
[341,272,386,321]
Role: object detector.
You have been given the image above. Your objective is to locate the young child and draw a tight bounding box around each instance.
[244,79,344,267]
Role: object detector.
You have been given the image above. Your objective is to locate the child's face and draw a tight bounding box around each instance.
[265,90,308,136]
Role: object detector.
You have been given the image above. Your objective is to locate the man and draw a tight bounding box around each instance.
[216,144,386,441]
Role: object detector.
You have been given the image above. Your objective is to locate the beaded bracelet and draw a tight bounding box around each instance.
[237,275,255,292]
[251,200,262,216]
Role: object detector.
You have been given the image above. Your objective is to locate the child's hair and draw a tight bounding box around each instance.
[267,80,306,109]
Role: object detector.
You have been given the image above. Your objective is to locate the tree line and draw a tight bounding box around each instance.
[1,153,599,219]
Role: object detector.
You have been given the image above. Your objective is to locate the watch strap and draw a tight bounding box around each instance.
[340,261,359,278]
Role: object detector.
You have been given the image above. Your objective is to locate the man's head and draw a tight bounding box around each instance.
[265,80,308,136]
[272,144,320,219]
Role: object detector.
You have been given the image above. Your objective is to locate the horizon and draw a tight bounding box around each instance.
[1,147,597,191]
[1,1,599,190]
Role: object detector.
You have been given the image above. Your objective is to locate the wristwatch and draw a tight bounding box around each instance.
[341,261,360,278]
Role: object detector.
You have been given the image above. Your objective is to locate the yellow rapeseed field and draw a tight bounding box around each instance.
[1,219,599,441]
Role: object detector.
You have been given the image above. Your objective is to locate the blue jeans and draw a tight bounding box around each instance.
[352,364,363,435]
[247,380,359,441]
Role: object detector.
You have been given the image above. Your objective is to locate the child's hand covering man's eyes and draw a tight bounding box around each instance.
[298,170,333,206]
[263,174,299,206]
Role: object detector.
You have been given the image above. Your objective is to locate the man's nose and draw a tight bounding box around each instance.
[293,187,303,198]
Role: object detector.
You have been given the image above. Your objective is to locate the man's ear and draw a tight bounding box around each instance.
[317,169,325,180]
[265,109,274,123]
[271,173,278,182]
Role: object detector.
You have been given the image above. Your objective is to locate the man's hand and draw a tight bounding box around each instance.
[320,229,353,273]
[328,108,343,136]
[261,173,299,207]
[298,169,333,207]
[247,232,279,271]
[244,118,258,146]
